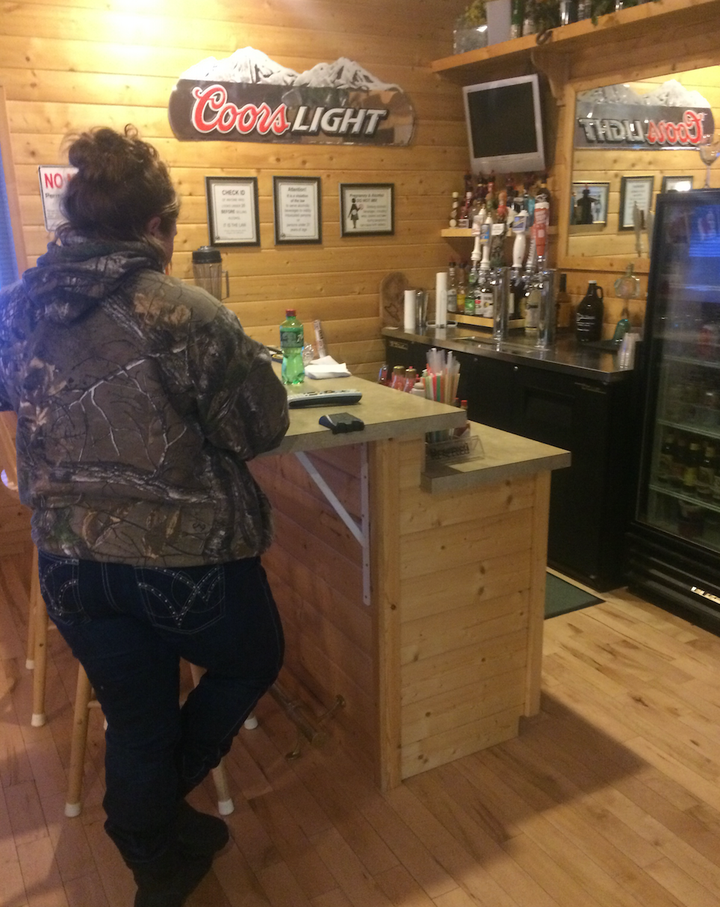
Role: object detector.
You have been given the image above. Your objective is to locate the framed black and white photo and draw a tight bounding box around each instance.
[570,181,609,227]
[619,175,654,231]
[661,175,693,193]
[205,176,260,246]
[340,183,394,236]
[273,176,322,245]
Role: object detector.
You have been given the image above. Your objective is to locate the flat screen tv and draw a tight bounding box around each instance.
[462,74,546,175]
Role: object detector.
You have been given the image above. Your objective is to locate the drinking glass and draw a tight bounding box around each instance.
[698,129,720,188]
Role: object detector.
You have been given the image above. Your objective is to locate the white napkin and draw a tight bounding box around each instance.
[304,355,352,379]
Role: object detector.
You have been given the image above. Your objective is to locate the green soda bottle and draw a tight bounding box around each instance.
[280,309,305,385]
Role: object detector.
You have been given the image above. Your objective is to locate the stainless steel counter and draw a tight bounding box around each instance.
[382,325,638,384]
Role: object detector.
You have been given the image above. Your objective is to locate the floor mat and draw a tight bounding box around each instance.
[545,572,603,619]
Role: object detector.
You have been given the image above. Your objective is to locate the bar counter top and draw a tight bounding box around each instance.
[271,374,570,494]
[382,324,638,383]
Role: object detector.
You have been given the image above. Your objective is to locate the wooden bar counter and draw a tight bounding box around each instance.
[250,375,570,790]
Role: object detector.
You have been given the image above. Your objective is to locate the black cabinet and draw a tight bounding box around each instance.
[385,337,640,591]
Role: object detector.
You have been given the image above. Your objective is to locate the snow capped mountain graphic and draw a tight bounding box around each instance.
[578,79,710,108]
[182,48,299,85]
[181,47,398,91]
[295,57,399,91]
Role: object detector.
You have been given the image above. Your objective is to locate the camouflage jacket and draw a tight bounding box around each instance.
[0,236,289,566]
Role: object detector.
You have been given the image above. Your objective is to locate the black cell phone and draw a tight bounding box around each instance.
[318,413,365,434]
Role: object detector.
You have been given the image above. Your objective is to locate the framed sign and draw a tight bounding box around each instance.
[340,183,394,236]
[205,176,260,246]
[570,181,609,227]
[273,176,322,245]
[37,166,77,232]
[619,175,654,231]
[661,175,693,193]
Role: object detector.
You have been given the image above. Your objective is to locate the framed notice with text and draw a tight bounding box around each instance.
[619,175,654,231]
[273,176,322,245]
[206,176,260,246]
[340,183,394,236]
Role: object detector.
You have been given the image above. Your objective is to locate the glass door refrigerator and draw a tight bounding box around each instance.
[627,188,720,634]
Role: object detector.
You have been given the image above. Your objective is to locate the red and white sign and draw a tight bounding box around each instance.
[38,166,77,232]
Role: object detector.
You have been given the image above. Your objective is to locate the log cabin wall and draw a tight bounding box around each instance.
[0,0,470,382]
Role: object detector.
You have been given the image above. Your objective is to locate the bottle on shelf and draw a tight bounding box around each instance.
[575,280,604,343]
[449,192,460,228]
[671,434,687,488]
[697,443,716,498]
[447,261,458,315]
[457,261,467,316]
[280,309,305,385]
[560,0,578,26]
[510,0,524,38]
[657,430,675,484]
[467,258,480,316]
[683,439,702,494]
[478,264,494,319]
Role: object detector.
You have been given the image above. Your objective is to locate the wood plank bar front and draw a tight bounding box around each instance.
[251,376,569,790]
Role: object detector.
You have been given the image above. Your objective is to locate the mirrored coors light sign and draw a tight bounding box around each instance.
[168,47,414,146]
[575,80,714,150]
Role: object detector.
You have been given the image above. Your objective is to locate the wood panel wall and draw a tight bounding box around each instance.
[0,0,472,380]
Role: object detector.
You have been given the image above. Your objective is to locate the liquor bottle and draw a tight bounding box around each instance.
[560,0,578,25]
[466,259,480,316]
[697,443,716,498]
[449,192,460,228]
[477,265,494,319]
[457,262,467,316]
[556,272,573,330]
[575,280,604,343]
[280,309,305,385]
[458,190,474,229]
[447,261,458,315]
[510,0,524,38]
[683,439,701,493]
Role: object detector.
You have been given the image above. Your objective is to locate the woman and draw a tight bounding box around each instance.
[0,126,289,906]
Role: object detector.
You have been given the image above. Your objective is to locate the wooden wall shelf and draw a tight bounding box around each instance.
[431,0,720,82]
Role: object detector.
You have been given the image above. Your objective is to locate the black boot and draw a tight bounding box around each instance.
[176,800,229,858]
[130,846,212,907]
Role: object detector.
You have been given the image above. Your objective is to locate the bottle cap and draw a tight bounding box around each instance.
[285,308,296,317]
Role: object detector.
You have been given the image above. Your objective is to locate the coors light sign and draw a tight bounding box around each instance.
[168,48,415,146]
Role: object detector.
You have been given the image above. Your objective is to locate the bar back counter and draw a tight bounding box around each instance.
[250,375,569,790]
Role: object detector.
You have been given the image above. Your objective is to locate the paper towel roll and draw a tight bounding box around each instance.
[435,272,448,328]
[403,289,416,332]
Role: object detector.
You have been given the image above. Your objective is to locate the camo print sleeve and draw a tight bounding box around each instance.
[187,301,289,460]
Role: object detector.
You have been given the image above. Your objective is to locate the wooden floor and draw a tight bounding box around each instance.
[3,560,720,907]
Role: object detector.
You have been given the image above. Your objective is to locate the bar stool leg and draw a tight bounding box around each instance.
[31,579,48,727]
[25,548,39,669]
[187,663,234,816]
[65,665,94,817]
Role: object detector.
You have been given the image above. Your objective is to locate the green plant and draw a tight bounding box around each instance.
[457,0,487,27]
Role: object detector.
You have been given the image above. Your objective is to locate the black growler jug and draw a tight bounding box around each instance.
[575,280,604,343]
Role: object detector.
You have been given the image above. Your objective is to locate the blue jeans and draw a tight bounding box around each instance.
[38,553,284,864]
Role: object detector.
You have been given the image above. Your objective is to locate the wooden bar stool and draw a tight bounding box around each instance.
[0,411,48,727]
[65,660,237,818]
